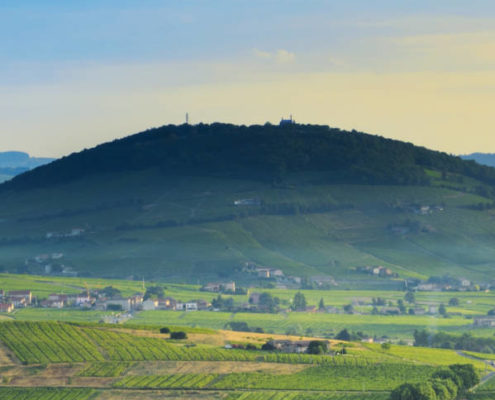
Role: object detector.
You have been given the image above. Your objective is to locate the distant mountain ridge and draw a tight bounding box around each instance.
[461,153,495,168]
[0,151,55,183]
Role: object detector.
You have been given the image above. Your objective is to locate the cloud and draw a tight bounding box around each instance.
[253,48,295,63]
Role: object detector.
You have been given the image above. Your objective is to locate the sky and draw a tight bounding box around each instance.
[1,0,495,157]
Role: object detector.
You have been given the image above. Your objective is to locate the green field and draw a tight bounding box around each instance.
[0,320,489,399]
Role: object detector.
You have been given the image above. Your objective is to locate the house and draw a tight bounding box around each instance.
[428,305,438,314]
[270,269,284,278]
[202,281,236,293]
[304,306,317,313]
[234,199,261,206]
[185,302,198,311]
[176,301,199,311]
[8,290,32,305]
[142,299,157,311]
[249,292,262,305]
[196,299,210,310]
[105,298,131,311]
[460,279,471,287]
[158,297,177,310]
[0,303,14,313]
[129,294,143,309]
[75,292,92,305]
[309,275,336,287]
[202,282,222,292]
[417,283,439,291]
[267,339,329,354]
[279,115,295,126]
[256,268,271,278]
[413,307,426,315]
[41,299,64,308]
[48,294,69,303]
[473,316,495,327]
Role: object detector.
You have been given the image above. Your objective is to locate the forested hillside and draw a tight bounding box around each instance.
[4,123,495,191]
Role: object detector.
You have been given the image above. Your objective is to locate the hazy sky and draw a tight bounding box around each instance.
[1,0,495,157]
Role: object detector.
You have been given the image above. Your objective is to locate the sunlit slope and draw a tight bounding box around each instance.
[0,168,494,281]
[1,123,495,281]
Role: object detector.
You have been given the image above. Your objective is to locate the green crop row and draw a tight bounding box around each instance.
[225,393,389,400]
[0,321,103,363]
[77,361,133,377]
[0,387,94,400]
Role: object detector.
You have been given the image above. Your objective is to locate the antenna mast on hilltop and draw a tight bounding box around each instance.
[185,112,189,125]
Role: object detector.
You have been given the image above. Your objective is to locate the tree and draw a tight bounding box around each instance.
[259,292,279,313]
[291,292,307,311]
[449,364,479,390]
[404,291,415,304]
[261,341,276,351]
[439,303,447,316]
[307,340,328,354]
[343,304,354,314]
[414,329,430,347]
[448,297,459,306]
[170,331,187,340]
[390,381,438,400]
[101,286,121,298]
[431,369,462,389]
[144,286,164,300]
[159,327,170,334]
[318,298,325,311]
[335,329,351,341]
[227,321,250,332]
[397,299,406,314]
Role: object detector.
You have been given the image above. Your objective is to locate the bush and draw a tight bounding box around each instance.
[381,342,391,350]
[170,331,187,340]
[335,329,351,341]
[261,342,276,351]
[307,340,329,354]
[160,327,170,334]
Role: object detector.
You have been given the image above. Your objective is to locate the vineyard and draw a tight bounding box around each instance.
[77,361,133,377]
[0,320,491,399]
[0,321,397,365]
[0,388,94,400]
[224,393,389,400]
[0,321,104,363]
[114,364,436,391]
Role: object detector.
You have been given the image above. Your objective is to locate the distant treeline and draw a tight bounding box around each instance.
[3,123,495,191]
[115,201,353,231]
[414,329,495,353]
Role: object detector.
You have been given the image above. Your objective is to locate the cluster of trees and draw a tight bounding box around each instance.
[143,286,165,300]
[159,327,187,340]
[225,321,264,333]
[6,123,495,192]
[390,364,479,400]
[414,330,495,353]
